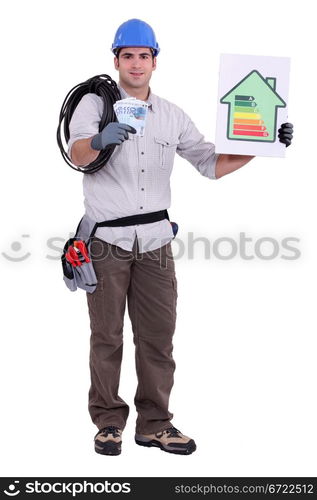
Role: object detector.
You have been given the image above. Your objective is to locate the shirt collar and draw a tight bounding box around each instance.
[117,84,156,113]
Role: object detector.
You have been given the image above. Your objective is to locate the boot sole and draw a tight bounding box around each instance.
[135,437,196,455]
[94,441,121,456]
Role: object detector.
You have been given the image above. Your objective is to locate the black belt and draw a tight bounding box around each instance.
[90,209,169,238]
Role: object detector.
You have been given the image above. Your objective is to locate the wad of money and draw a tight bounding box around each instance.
[113,97,148,137]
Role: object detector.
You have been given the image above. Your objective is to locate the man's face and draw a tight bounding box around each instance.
[114,47,156,90]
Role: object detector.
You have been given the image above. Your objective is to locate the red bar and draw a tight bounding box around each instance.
[233,130,269,137]
[234,124,266,131]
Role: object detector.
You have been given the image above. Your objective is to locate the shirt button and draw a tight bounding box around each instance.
[141,169,145,172]
[141,188,144,191]
[140,206,143,209]
[141,152,144,155]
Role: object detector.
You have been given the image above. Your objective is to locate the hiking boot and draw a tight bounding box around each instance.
[94,425,122,455]
[135,426,196,455]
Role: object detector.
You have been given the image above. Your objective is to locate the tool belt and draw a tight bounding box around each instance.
[61,210,177,294]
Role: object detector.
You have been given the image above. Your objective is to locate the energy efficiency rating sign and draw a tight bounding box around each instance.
[220,70,286,142]
[216,54,290,157]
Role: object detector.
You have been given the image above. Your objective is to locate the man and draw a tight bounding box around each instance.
[67,19,293,456]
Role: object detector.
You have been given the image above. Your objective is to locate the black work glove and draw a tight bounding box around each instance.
[278,122,293,148]
[91,122,136,151]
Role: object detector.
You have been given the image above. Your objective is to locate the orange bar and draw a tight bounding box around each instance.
[234,118,264,125]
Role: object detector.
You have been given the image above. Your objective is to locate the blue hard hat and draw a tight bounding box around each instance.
[111,19,160,56]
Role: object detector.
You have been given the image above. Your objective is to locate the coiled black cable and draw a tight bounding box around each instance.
[57,74,121,174]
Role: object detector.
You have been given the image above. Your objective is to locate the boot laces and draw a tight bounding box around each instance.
[98,425,120,438]
[165,426,182,438]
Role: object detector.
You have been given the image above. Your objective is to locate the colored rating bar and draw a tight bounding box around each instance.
[234,106,260,113]
[235,95,255,101]
[234,112,261,119]
[234,100,257,107]
[234,119,264,125]
[233,124,266,131]
[233,130,269,137]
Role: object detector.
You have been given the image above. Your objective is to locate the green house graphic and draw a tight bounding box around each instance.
[220,70,286,142]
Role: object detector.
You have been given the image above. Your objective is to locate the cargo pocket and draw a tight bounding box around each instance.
[172,276,178,297]
[154,137,179,169]
[171,276,178,323]
[87,276,106,332]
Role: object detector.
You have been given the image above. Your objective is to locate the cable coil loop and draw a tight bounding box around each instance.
[56,74,121,174]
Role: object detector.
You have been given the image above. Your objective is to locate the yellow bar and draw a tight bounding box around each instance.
[234,112,261,119]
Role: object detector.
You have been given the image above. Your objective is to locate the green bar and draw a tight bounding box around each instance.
[234,106,259,113]
[234,100,257,107]
[235,95,254,101]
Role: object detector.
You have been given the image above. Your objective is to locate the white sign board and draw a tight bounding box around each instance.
[215,54,291,157]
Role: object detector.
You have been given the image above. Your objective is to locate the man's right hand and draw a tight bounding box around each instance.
[91,122,136,151]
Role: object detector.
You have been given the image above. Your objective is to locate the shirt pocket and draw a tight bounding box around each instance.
[154,137,179,169]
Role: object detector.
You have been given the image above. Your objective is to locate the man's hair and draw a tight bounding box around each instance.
[114,47,155,60]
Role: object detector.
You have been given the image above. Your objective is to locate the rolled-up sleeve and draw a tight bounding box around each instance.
[67,93,103,156]
[176,111,219,179]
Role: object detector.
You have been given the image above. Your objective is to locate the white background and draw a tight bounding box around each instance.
[1,0,316,478]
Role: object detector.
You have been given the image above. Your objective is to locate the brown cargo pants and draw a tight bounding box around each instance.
[86,236,178,435]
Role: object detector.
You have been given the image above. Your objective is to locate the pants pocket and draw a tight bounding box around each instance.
[87,276,106,331]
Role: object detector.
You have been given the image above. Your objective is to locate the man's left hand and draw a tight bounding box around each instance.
[278,123,293,147]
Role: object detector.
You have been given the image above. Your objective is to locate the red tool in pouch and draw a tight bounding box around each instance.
[65,240,90,267]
